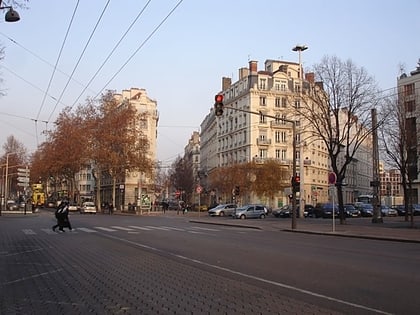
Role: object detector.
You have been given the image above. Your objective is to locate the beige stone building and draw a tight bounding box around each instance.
[397,61,420,203]
[200,59,330,209]
[107,88,159,210]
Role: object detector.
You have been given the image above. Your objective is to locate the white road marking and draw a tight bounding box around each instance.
[144,226,171,231]
[22,229,36,235]
[95,227,117,232]
[110,226,136,231]
[76,227,97,233]
[190,226,220,231]
[128,225,152,231]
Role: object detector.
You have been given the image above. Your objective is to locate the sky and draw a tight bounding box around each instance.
[0,0,419,167]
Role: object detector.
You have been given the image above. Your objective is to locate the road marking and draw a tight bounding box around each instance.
[161,226,186,231]
[101,233,392,315]
[128,225,152,231]
[41,229,56,235]
[95,227,117,232]
[190,226,220,232]
[22,229,36,235]
[144,226,171,231]
[76,227,97,233]
[110,226,136,231]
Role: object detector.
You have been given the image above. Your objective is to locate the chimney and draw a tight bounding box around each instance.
[305,72,315,83]
[249,60,258,74]
[222,77,232,91]
[239,67,249,80]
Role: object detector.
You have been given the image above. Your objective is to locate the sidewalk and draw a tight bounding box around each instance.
[184,212,420,243]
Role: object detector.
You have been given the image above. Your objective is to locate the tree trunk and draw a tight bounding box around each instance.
[336,184,346,224]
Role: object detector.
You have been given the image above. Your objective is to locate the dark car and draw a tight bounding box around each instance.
[344,204,361,217]
[355,203,373,217]
[391,205,406,216]
[273,205,313,218]
[314,203,339,218]
[381,205,398,217]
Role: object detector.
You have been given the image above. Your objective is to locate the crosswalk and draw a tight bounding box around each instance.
[20,224,232,236]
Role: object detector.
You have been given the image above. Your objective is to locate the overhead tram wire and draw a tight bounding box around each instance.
[68,0,153,110]
[92,0,184,101]
[34,0,80,123]
[47,0,112,123]
[0,31,96,94]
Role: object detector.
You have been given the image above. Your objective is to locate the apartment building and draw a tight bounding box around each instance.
[397,61,420,203]
[105,88,159,210]
[379,164,403,206]
[200,59,330,208]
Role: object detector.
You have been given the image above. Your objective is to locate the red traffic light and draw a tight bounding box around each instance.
[215,94,224,103]
[295,175,300,183]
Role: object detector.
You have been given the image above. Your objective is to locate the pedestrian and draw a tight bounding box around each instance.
[109,203,113,215]
[52,200,72,232]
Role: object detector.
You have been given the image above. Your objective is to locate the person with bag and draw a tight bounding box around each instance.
[52,200,72,232]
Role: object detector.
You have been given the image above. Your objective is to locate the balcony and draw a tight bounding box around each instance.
[256,138,272,145]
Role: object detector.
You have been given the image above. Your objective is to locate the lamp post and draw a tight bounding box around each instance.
[0,0,20,22]
[1,152,17,215]
[292,44,308,220]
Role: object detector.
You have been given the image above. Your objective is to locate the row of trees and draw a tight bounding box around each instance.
[30,91,152,207]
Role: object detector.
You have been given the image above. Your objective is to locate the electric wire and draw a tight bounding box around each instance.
[35,0,80,122]
[68,0,153,110]
[47,0,111,122]
[0,31,96,94]
[92,0,184,101]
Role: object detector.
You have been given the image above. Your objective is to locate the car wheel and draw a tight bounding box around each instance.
[240,214,246,219]
[260,214,265,219]
[220,211,225,217]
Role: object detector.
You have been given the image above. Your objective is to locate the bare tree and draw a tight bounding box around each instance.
[380,93,417,226]
[300,55,379,223]
[169,156,193,204]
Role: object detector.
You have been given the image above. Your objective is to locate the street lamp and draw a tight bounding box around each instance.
[1,152,17,215]
[292,44,308,221]
[0,1,20,22]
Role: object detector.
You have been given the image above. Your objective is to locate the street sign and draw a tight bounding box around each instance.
[17,168,29,173]
[328,172,337,185]
[196,185,202,194]
[17,182,29,187]
[17,177,30,182]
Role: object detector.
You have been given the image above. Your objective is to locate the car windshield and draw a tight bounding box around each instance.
[84,202,95,206]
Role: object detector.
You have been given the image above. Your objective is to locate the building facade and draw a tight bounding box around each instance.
[397,61,420,204]
[200,59,330,208]
[110,88,159,210]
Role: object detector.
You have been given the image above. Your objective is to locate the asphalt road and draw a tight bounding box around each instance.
[1,210,419,314]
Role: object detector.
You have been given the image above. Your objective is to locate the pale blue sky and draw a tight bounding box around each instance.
[0,0,419,165]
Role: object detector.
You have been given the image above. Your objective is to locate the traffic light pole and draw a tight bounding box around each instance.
[224,106,298,229]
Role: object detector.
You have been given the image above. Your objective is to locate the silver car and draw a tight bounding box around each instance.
[234,204,267,219]
[80,201,97,214]
[208,203,237,217]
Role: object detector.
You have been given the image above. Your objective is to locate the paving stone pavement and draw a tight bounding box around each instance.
[0,215,346,315]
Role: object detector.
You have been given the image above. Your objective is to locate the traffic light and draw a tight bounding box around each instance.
[234,185,240,196]
[214,94,224,117]
[291,175,300,192]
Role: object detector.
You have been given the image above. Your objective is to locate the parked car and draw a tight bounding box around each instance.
[381,205,398,217]
[314,203,339,218]
[355,203,373,217]
[273,205,313,218]
[80,201,97,214]
[234,204,267,219]
[68,203,79,212]
[208,203,237,217]
[344,204,361,218]
[391,205,406,216]
[412,204,420,216]
[6,200,18,211]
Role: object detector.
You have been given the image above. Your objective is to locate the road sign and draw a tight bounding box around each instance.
[328,172,337,185]
[17,177,30,182]
[17,182,29,187]
[17,168,29,172]
[196,185,202,194]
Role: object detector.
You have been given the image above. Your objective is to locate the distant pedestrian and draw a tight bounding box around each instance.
[109,203,113,215]
[52,200,72,232]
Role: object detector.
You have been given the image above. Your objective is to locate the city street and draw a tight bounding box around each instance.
[1,210,419,314]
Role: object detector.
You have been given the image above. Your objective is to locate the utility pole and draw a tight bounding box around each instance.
[371,108,383,223]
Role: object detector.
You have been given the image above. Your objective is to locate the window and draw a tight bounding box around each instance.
[405,100,415,112]
[294,99,300,108]
[260,96,266,106]
[404,83,415,96]
[281,97,287,107]
[259,113,267,124]
[275,97,281,107]
[259,79,266,90]
[275,131,287,143]
[280,81,287,91]
[259,149,268,158]
[274,80,281,91]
